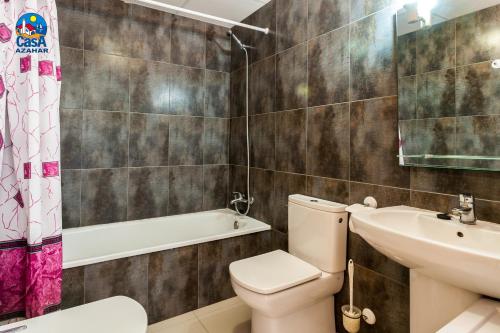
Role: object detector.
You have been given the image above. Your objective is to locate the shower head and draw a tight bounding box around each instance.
[227,30,249,50]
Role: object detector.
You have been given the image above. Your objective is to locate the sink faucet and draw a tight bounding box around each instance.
[451,193,476,225]
[230,192,254,208]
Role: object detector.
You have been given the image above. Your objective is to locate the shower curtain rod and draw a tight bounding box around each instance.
[122,0,270,34]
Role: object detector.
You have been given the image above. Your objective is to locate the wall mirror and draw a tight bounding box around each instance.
[396,0,500,171]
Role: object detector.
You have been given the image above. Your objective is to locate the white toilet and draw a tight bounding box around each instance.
[229,194,348,333]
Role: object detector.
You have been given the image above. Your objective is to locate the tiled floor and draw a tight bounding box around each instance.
[148,297,251,333]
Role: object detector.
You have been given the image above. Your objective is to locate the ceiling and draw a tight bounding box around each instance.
[397,0,500,35]
[143,0,271,27]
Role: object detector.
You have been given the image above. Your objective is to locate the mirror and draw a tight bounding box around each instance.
[396,0,500,171]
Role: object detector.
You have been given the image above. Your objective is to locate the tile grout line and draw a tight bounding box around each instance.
[454,18,458,162]
[304,0,310,183]
[192,310,210,333]
[354,262,410,288]
[61,164,229,173]
[196,243,200,310]
[78,10,86,229]
[202,69,206,212]
[224,165,370,186]
[125,46,132,221]
[348,0,352,204]
[273,16,278,233]
[229,95,399,116]
[81,0,87,305]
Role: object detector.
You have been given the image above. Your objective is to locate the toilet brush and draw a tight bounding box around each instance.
[341,260,361,333]
[349,260,354,313]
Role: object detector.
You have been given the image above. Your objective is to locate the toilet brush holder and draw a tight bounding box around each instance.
[341,305,362,333]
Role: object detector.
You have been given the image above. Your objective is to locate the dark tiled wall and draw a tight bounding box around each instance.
[58,0,232,228]
[398,5,500,170]
[62,231,272,324]
[57,0,270,325]
[229,1,500,333]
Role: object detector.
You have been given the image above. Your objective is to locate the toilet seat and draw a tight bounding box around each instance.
[229,250,322,295]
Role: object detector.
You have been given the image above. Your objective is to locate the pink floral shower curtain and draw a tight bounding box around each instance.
[0,0,62,319]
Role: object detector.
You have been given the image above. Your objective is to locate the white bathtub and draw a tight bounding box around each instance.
[63,209,270,269]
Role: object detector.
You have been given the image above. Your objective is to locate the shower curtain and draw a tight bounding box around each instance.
[0,0,62,319]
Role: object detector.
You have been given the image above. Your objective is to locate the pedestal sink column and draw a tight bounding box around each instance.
[410,270,480,333]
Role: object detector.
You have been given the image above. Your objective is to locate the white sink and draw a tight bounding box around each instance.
[349,206,500,299]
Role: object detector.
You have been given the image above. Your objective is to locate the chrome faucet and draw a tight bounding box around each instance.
[230,192,254,209]
[451,193,476,225]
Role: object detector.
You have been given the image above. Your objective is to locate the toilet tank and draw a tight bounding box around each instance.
[288,194,348,273]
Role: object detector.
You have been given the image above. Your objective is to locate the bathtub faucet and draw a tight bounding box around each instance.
[231,192,254,210]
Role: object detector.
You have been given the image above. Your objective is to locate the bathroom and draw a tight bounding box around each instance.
[0,0,499,332]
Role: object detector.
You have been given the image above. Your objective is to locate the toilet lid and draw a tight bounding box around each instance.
[229,250,322,295]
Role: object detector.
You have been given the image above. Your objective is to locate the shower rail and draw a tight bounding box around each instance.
[122,0,270,34]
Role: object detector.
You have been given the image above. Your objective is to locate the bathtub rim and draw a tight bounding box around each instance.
[62,209,271,269]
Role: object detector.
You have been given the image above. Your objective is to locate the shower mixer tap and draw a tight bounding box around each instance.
[230,192,254,207]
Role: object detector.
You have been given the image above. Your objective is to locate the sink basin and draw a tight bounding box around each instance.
[349,206,500,299]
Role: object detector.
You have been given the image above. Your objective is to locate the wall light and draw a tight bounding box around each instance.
[404,3,420,24]
[417,0,437,26]
[403,0,437,27]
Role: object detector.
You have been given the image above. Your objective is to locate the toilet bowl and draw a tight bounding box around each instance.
[230,195,348,333]
[231,253,344,333]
